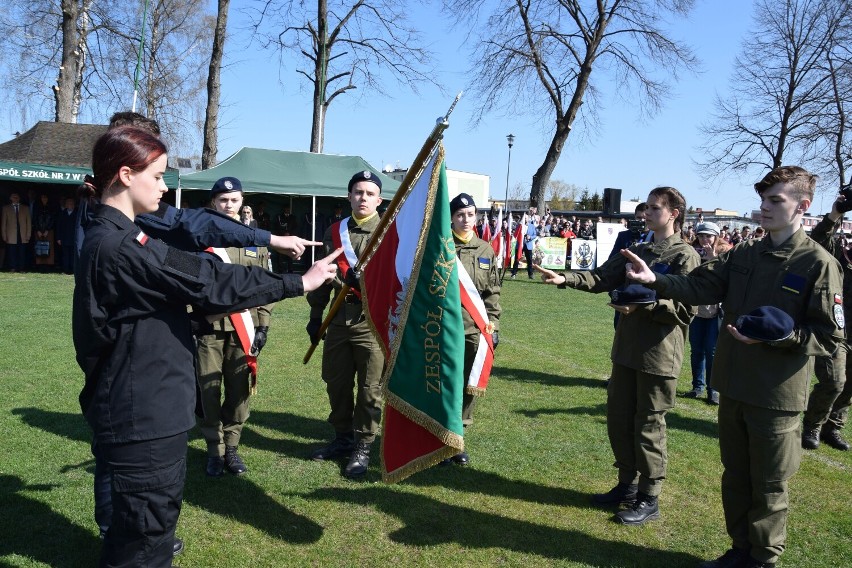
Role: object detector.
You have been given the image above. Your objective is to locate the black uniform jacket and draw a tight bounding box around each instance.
[73,204,303,444]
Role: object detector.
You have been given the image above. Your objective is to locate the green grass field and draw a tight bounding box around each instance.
[0,273,849,567]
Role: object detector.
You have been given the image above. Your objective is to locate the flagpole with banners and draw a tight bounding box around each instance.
[303,93,463,365]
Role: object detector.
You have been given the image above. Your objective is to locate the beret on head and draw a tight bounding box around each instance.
[609,283,657,306]
[211,176,242,198]
[450,193,476,214]
[695,222,721,236]
[735,306,795,342]
[348,170,382,192]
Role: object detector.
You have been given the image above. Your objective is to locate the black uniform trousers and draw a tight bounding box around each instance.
[99,431,187,568]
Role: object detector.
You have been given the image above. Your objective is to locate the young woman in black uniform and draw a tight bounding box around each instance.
[73,126,337,566]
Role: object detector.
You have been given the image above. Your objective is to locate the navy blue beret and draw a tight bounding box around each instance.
[211,176,242,198]
[450,193,476,213]
[735,306,795,342]
[348,170,382,192]
[609,283,657,306]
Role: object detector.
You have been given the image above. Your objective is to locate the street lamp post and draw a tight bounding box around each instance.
[504,133,515,215]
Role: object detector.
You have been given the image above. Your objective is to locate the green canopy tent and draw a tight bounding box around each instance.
[179,147,400,196]
[179,148,401,262]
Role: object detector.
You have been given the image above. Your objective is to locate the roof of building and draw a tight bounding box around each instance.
[0,121,106,167]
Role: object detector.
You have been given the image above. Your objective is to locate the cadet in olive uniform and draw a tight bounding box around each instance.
[446,193,501,465]
[538,186,699,526]
[307,171,386,479]
[800,193,851,451]
[623,166,845,568]
[197,177,274,477]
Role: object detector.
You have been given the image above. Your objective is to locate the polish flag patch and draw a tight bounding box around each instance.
[135,231,149,246]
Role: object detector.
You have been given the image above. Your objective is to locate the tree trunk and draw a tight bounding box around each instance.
[145,2,161,118]
[202,0,230,169]
[55,0,80,122]
[529,58,595,211]
[309,0,328,153]
[70,0,93,122]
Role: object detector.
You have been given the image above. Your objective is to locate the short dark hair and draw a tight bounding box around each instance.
[634,202,648,214]
[108,111,161,136]
[754,166,817,201]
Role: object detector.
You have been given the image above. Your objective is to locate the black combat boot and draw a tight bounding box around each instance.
[614,492,659,525]
[310,432,355,461]
[820,428,850,451]
[224,445,247,475]
[344,440,371,479]
[591,482,638,507]
[206,456,224,477]
[801,426,821,450]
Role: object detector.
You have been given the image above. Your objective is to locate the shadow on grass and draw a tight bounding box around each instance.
[11,407,323,544]
[515,404,719,439]
[0,474,99,567]
[239,410,331,459]
[304,485,701,566]
[405,464,600,509]
[494,366,606,389]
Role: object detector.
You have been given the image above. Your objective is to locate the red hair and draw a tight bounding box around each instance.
[80,126,167,199]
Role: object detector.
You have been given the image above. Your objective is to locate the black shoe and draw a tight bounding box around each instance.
[820,428,850,451]
[683,388,704,398]
[697,548,750,568]
[344,440,371,479]
[206,456,224,477]
[591,482,638,507]
[310,433,355,461]
[707,390,720,406]
[173,537,184,556]
[614,492,659,525]
[802,426,821,450]
[451,451,470,466]
[225,445,247,475]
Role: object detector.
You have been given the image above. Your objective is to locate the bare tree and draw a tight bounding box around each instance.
[546,179,579,210]
[446,0,698,211]
[0,0,102,126]
[202,0,230,169]
[248,0,437,153]
[697,0,849,185]
[94,0,213,155]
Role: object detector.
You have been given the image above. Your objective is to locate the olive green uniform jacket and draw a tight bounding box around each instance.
[649,228,844,411]
[562,232,700,377]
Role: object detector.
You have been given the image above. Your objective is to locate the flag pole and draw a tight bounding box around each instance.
[303,93,463,365]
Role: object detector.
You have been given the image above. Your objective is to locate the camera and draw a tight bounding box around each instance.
[839,183,852,213]
[627,219,646,241]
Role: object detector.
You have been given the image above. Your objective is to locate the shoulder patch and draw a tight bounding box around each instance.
[135,231,149,246]
[834,304,845,329]
[478,257,491,269]
[164,248,202,278]
[244,246,258,258]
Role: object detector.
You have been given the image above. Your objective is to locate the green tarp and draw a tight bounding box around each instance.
[180,147,400,197]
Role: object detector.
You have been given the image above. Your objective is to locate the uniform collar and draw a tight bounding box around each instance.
[762,227,806,259]
[349,213,379,231]
[92,203,137,231]
[647,231,682,251]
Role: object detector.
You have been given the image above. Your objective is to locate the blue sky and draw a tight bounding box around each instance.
[214,0,808,217]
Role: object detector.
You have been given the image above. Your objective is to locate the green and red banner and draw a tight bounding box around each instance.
[361,144,466,483]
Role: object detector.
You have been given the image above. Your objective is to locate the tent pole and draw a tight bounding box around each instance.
[311,196,317,264]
